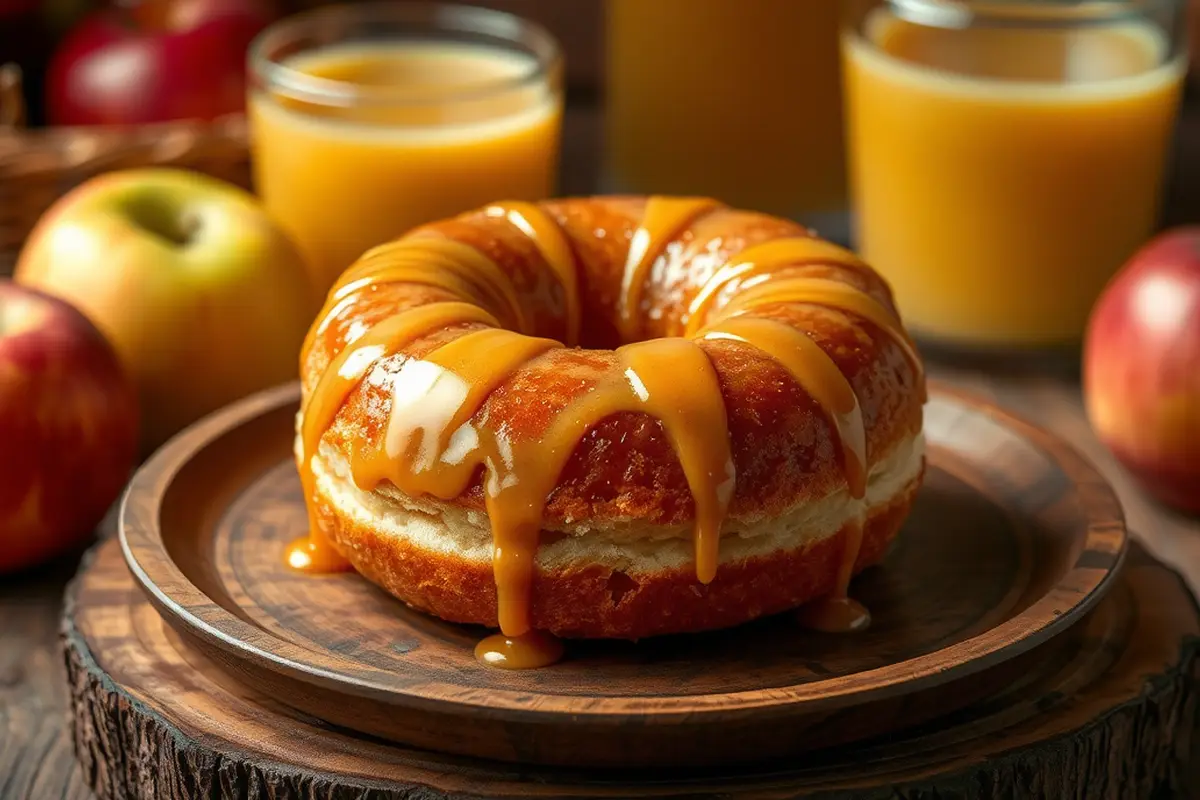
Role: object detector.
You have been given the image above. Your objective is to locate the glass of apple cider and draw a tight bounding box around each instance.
[248,2,564,298]
[843,0,1187,349]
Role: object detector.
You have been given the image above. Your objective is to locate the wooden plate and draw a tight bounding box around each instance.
[118,382,1126,768]
[68,538,1200,799]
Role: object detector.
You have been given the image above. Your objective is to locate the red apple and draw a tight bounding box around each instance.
[0,280,138,573]
[45,0,277,126]
[1083,226,1200,515]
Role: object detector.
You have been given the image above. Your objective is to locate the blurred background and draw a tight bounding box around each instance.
[2,0,1200,573]
[4,0,1200,288]
[5,0,1200,256]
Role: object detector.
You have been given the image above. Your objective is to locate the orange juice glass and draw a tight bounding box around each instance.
[844,0,1187,348]
[248,3,563,298]
[605,0,848,234]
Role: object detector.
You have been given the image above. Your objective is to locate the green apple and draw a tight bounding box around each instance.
[15,167,319,450]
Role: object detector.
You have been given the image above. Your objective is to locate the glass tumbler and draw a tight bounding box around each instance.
[248,2,564,298]
[843,0,1187,349]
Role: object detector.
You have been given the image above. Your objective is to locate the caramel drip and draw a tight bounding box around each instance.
[700,275,921,633]
[300,253,492,371]
[682,237,869,336]
[348,237,531,333]
[700,314,872,632]
[346,326,562,638]
[348,333,732,638]
[833,518,866,613]
[475,336,733,631]
[287,302,500,573]
[486,201,581,346]
[619,197,721,342]
[700,275,921,632]
[352,328,562,497]
[797,591,872,633]
[717,276,924,384]
[332,262,496,313]
[475,631,565,670]
[701,316,866,499]
[699,276,915,634]
[620,338,735,584]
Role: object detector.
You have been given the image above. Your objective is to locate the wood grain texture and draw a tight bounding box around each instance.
[65,536,1199,799]
[113,383,1124,768]
[0,556,93,800]
[932,356,1200,601]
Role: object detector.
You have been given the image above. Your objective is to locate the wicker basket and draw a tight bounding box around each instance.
[0,64,252,274]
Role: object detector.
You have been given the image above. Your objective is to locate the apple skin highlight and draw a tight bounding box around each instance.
[1084,226,1200,515]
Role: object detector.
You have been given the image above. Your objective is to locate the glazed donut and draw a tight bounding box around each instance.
[292,196,926,665]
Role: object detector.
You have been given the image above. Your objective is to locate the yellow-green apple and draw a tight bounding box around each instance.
[1083,226,1200,515]
[0,280,138,573]
[15,168,318,451]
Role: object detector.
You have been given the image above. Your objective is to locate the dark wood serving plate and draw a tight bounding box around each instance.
[117,381,1126,768]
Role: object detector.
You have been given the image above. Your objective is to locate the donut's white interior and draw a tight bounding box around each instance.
[304,432,925,574]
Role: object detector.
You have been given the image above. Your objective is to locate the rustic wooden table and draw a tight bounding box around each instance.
[3,104,1200,800]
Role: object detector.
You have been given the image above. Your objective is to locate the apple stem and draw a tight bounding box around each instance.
[122,197,202,248]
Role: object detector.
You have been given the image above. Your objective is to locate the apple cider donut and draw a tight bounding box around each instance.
[291,196,926,667]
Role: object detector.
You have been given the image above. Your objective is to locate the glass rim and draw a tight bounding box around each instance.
[248,1,563,108]
[884,0,1186,28]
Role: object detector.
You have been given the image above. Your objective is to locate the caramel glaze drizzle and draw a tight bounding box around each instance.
[689,250,923,632]
[680,237,869,337]
[700,316,874,633]
[286,302,501,573]
[291,196,923,668]
[485,202,581,346]
[619,197,722,342]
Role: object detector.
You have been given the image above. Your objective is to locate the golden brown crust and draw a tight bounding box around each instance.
[311,471,922,639]
[301,197,925,527]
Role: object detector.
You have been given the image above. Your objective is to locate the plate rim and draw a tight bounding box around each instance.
[119,379,1127,722]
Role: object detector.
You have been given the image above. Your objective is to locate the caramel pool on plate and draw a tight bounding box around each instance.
[844,1,1186,348]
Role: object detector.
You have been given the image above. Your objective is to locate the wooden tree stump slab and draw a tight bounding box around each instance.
[64,537,1199,800]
